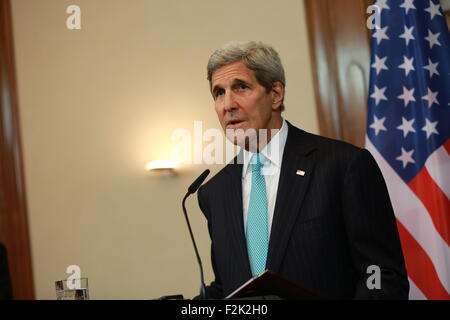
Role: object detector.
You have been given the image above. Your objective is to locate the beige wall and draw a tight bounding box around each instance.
[11,0,318,299]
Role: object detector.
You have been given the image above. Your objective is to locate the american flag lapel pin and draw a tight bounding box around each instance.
[296,170,306,176]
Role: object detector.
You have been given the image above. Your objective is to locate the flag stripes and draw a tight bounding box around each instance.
[408,159,450,246]
[366,138,450,298]
[396,220,450,299]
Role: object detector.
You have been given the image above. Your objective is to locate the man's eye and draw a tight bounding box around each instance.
[239,84,249,90]
[214,90,224,98]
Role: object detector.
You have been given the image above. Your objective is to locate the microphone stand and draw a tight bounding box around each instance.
[182,192,207,299]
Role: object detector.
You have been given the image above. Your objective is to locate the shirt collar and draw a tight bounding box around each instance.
[242,118,288,177]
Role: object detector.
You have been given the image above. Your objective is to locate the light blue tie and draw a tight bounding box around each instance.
[246,153,268,276]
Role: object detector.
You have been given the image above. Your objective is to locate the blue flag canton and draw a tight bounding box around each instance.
[367,0,450,184]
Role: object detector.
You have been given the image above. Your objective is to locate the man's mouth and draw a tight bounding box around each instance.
[226,119,245,129]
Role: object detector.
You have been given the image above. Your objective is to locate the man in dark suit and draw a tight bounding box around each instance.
[197,41,409,299]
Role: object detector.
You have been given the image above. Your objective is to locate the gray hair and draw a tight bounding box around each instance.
[207,41,286,111]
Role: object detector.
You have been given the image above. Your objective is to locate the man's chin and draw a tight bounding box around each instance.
[229,136,247,149]
[225,131,244,147]
[225,129,259,152]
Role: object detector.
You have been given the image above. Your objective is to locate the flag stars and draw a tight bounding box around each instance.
[423,58,439,78]
[425,29,441,49]
[425,1,443,20]
[373,26,390,45]
[370,116,387,136]
[396,148,416,168]
[371,55,389,75]
[398,56,415,76]
[396,117,416,138]
[422,118,439,139]
[398,86,416,107]
[371,85,388,105]
[375,0,390,12]
[399,26,415,45]
[400,0,416,14]
[422,88,439,107]
[368,0,448,175]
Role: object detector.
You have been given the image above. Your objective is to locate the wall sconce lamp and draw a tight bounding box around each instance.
[145,159,178,176]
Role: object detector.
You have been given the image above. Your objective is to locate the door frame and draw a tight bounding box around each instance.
[0,0,35,300]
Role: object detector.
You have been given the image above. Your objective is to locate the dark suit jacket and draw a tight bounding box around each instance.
[197,121,409,299]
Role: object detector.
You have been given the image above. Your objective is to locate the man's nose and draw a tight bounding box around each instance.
[223,91,238,112]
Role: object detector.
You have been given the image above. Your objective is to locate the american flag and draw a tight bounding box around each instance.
[366,0,450,299]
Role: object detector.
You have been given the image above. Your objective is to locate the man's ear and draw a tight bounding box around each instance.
[271,82,285,111]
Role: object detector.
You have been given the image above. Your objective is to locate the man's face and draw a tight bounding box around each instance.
[210,61,283,147]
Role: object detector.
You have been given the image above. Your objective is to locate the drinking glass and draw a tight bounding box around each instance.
[55,278,89,300]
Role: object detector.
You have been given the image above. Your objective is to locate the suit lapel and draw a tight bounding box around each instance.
[266,123,318,273]
[224,155,252,278]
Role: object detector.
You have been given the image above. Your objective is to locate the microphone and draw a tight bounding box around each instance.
[182,169,210,299]
[188,169,210,195]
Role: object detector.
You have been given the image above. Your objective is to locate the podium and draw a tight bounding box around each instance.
[225,270,323,300]
[157,270,323,300]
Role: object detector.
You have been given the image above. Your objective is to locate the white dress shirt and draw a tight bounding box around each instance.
[242,118,288,237]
